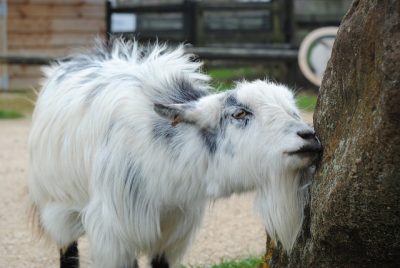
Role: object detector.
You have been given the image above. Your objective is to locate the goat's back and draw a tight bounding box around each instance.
[28,40,210,211]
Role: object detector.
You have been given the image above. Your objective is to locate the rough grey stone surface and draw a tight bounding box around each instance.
[272,0,400,267]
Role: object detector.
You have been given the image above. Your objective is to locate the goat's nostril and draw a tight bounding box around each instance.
[297,130,315,140]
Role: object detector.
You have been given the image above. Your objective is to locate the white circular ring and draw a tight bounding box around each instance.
[298,27,339,87]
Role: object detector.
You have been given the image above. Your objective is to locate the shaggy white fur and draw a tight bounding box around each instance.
[28,39,321,268]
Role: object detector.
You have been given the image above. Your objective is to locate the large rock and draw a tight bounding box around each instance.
[272,0,400,266]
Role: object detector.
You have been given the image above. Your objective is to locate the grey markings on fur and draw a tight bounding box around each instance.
[225,93,251,112]
[152,77,208,143]
[200,128,218,154]
[153,119,178,141]
[225,94,239,107]
[169,77,209,104]
[124,161,142,196]
[55,57,100,84]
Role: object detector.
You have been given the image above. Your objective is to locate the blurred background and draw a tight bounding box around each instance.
[0,0,352,119]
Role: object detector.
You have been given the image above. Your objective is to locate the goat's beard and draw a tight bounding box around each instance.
[255,165,314,252]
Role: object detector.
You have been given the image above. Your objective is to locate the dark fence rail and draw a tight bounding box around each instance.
[186,47,297,61]
[0,46,298,66]
[0,54,54,65]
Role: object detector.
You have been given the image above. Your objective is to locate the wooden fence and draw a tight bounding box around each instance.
[107,0,351,47]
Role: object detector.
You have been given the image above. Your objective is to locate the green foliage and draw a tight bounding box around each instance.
[210,257,262,268]
[208,67,263,81]
[179,256,262,268]
[0,110,24,119]
[207,67,267,92]
[213,82,234,92]
[0,91,36,118]
[296,94,317,112]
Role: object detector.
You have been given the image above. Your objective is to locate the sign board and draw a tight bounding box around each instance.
[111,13,137,33]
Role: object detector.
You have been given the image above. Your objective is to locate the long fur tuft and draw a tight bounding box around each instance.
[255,166,313,251]
[27,201,45,240]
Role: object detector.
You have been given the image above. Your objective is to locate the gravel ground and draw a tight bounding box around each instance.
[0,112,312,268]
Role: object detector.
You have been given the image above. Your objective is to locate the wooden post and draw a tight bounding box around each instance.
[0,0,8,90]
[183,0,195,45]
[283,0,294,44]
[105,1,112,41]
[183,0,203,46]
[195,1,204,46]
[270,0,284,43]
[282,0,297,86]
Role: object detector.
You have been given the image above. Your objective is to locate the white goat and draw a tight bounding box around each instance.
[28,39,321,268]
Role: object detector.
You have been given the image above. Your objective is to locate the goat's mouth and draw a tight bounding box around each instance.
[287,144,322,156]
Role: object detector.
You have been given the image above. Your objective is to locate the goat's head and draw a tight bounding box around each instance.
[154,79,321,251]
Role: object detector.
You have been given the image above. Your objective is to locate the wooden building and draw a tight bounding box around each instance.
[5,0,106,89]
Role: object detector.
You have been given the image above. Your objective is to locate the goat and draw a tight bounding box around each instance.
[28,39,321,268]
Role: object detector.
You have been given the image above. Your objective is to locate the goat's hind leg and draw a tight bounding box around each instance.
[40,203,83,268]
[60,241,79,268]
[84,201,139,268]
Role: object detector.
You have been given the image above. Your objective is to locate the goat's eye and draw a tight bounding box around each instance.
[232,109,248,119]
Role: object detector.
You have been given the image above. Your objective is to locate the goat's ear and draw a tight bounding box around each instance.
[154,96,223,128]
[154,103,195,127]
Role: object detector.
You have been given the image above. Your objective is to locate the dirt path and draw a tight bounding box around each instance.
[0,112,312,267]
